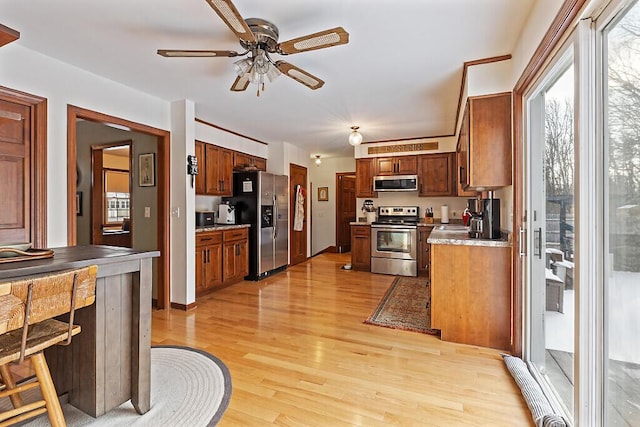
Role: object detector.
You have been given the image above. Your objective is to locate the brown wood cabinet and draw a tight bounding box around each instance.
[195,231,223,296]
[375,156,417,176]
[233,152,267,171]
[350,224,371,271]
[456,144,479,197]
[458,93,512,190]
[222,228,249,284]
[195,141,234,196]
[417,227,433,280]
[431,243,511,350]
[418,153,455,196]
[355,158,377,198]
[195,227,248,296]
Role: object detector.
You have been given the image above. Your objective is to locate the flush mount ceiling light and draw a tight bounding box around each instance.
[314,155,322,166]
[348,126,362,146]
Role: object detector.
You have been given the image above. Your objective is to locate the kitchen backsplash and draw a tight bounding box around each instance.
[357,193,468,222]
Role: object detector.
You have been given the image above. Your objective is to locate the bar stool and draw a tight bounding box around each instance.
[0,265,97,427]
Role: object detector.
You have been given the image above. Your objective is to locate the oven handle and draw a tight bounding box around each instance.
[370,224,418,230]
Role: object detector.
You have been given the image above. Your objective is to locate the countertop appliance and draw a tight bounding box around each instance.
[195,211,216,227]
[217,202,236,224]
[370,206,419,277]
[467,196,501,239]
[373,175,418,192]
[225,171,288,280]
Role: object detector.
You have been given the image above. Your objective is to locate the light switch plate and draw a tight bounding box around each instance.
[144,207,151,218]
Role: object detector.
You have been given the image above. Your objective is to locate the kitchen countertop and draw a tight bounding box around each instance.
[196,224,251,232]
[428,225,511,247]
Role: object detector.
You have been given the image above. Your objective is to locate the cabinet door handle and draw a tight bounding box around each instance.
[459,167,464,183]
[206,249,210,263]
[203,250,207,264]
[200,237,212,242]
[236,244,240,256]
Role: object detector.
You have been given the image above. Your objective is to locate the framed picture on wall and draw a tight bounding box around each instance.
[139,153,156,187]
[318,187,328,201]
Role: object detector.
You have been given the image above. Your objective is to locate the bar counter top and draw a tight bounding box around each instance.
[0,245,160,280]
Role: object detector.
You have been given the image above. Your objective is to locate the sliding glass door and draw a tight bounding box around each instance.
[525,49,577,420]
[602,1,640,424]
[521,0,640,423]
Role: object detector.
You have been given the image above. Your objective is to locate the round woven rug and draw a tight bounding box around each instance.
[6,346,232,426]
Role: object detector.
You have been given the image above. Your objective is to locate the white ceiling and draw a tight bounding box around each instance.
[2,0,534,157]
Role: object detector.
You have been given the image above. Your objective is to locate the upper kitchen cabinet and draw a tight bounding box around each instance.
[195,140,233,196]
[458,93,512,190]
[355,158,377,198]
[418,153,455,197]
[233,152,267,172]
[375,156,418,176]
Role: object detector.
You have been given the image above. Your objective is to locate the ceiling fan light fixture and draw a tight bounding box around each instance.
[348,126,362,146]
[233,57,252,76]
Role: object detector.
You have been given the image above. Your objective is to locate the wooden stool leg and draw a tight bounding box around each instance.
[0,364,24,409]
[30,353,65,427]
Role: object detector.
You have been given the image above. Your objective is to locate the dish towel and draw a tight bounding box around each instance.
[293,185,305,231]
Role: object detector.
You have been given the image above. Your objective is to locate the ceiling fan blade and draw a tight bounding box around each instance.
[157,49,240,57]
[277,27,349,55]
[204,0,256,45]
[275,61,324,90]
[230,75,250,92]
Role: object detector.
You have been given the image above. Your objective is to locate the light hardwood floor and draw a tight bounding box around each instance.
[152,253,533,426]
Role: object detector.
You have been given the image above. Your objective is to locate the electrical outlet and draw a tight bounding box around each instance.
[451,210,457,218]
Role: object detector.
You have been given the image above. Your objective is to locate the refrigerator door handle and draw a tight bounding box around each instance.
[273,195,277,239]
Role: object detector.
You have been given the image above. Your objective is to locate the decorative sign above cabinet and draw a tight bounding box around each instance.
[368,141,439,155]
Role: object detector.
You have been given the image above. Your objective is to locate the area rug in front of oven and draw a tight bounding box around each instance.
[365,276,440,335]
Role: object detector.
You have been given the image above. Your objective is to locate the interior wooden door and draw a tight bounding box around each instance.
[0,99,30,244]
[336,173,356,253]
[289,163,307,266]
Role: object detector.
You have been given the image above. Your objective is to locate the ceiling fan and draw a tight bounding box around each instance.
[157,0,349,95]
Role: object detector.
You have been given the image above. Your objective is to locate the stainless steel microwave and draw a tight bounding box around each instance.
[373,175,418,192]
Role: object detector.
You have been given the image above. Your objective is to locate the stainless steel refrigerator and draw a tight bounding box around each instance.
[225,171,288,280]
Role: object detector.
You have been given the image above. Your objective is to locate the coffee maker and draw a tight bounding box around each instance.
[467,193,501,239]
[467,198,484,238]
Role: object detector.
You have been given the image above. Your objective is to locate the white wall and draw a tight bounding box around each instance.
[309,156,356,255]
[511,0,566,85]
[170,100,196,306]
[0,44,171,247]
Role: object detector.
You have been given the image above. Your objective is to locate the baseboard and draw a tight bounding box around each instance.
[170,301,197,311]
[313,246,337,257]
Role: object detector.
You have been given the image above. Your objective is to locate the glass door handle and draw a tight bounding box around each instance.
[533,227,542,259]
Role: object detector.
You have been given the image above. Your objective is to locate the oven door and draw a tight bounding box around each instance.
[371,225,417,260]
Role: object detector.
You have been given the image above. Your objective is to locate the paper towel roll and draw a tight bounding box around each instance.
[441,205,449,224]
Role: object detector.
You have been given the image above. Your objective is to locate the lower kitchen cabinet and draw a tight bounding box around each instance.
[417,227,433,280]
[195,231,223,296]
[430,244,511,350]
[223,228,249,284]
[351,224,371,271]
[195,227,249,296]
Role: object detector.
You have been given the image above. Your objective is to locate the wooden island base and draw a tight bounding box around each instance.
[0,245,159,418]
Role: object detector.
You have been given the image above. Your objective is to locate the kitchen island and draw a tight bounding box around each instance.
[0,245,159,417]
[428,226,512,350]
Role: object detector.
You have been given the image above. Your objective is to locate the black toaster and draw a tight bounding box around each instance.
[195,211,216,227]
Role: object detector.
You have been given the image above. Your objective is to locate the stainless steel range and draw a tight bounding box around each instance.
[370,206,419,277]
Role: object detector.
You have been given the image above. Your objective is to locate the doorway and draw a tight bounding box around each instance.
[289,163,307,266]
[335,173,356,253]
[67,105,171,310]
[90,142,132,248]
